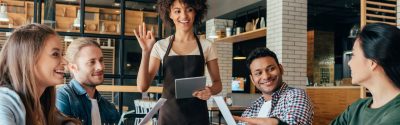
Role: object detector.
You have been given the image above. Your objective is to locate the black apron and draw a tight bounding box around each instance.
[158,35,209,125]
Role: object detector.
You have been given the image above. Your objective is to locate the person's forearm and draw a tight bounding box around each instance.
[266,117,281,125]
[137,52,152,92]
[255,118,279,125]
[209,80,222,95]
[234,116,280,125]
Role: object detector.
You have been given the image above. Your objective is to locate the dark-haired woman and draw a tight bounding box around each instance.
[134,0,222,124]
[331,23,400,124]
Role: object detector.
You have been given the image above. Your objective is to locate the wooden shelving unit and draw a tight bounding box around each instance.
[215,27,266,43]
[0,0,159,36]
[0,0,30,28]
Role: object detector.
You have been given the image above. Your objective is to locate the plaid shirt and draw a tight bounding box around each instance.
[241,83,313,125]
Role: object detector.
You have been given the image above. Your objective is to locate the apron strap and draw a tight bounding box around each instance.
[163,35,175,61]
[194,34,205,62]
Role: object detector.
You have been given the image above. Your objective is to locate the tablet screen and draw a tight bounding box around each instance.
[175,76,206,99]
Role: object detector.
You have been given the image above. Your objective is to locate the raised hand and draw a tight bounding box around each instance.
[134,22,156,52]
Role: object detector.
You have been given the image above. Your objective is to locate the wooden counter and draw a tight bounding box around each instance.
[208,105,247,111]
[56,85,163,93]
[306,86,361,125]
[96,85,163,93]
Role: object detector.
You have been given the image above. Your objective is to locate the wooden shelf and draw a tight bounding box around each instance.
[100,20,119,22]
[215,27,266,43]
[99,31,119,35]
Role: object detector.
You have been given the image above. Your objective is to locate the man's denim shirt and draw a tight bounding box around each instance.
[56,79,120,125]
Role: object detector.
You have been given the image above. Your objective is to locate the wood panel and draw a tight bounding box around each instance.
[306,87,361,125]
[361,0,397,27]
[125,10,143,36]
[307,30,315,83]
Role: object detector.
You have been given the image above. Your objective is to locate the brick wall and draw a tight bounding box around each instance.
[267,0,308,88]
[205,42,232,96]
[205,41,232,106]
[206,42,232,97]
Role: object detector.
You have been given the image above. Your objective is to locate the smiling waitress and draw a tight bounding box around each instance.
[133,0,222,124]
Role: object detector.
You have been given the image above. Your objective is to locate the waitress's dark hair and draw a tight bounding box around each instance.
[357,23,400,88]
[157,0,207,27]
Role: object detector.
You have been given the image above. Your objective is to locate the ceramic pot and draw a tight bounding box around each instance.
[245,22,253,32]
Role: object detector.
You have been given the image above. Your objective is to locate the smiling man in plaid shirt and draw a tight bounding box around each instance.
[233,48,313,125]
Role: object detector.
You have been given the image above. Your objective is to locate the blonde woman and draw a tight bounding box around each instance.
[0,24,79,125]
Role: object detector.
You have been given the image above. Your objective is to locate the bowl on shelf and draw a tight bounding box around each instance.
[107,24,116,32]
[87,24,97,31]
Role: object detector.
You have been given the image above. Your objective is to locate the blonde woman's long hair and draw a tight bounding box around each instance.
[0,24,79,125]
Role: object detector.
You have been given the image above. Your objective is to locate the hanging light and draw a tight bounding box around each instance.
[0,3,9,22]
[233,46,246,60]
[73,10,81,27]
[233,56,246,60]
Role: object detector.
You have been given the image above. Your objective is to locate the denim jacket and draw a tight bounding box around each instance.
[56,79,120,125]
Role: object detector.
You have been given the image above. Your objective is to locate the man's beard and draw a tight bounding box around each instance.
[82,81,102,88]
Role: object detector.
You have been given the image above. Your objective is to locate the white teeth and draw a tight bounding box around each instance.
[55,69,65,74]
[179,20,189,23]
[261,80,273,85]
